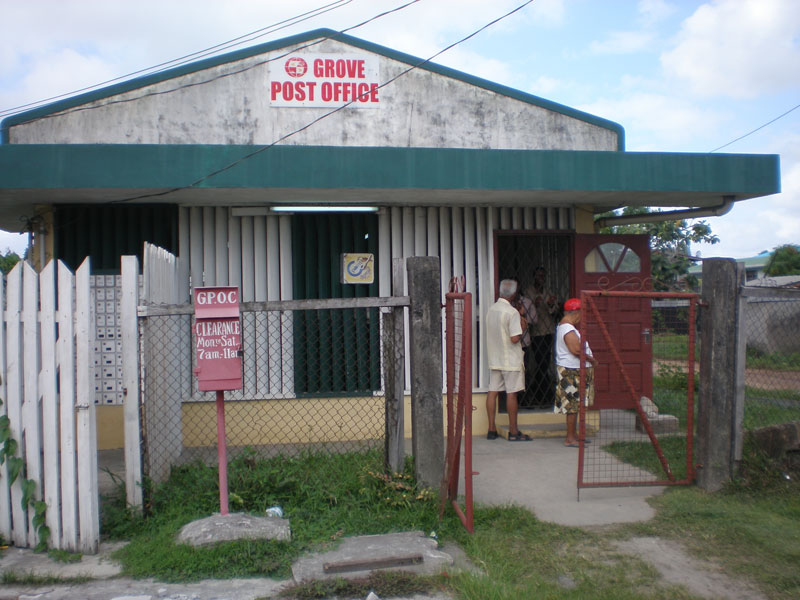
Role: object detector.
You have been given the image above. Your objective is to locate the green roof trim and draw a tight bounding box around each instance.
[0,28,625,148]
[0,144,779,196]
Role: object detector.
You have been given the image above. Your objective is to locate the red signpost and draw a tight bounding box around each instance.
[193,287,243,515]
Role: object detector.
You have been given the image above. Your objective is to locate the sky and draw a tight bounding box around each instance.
[0,0,798,259]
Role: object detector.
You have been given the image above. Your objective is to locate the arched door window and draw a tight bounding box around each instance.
[584,242,641,274]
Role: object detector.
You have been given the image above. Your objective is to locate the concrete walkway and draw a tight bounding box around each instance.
[1,436,663,599]
[463,434,663,526]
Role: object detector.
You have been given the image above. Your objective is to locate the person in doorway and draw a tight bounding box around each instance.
[510,278,537,407]
[524,266,560,405]
[554,298,597,447]
[485,279,533,441]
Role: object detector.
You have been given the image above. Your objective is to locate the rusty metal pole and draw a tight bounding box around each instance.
[216,390,229,515]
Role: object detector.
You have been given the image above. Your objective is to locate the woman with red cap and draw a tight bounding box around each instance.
[554,298,598,447]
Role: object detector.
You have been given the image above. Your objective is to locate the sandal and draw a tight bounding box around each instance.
[486,430,499,440]
[508,431,533,442]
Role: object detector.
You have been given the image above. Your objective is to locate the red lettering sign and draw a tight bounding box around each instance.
[269,53,380,108]
[193,287,243,391]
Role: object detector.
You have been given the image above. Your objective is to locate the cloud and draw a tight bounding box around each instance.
[0,49,117,113]
[528,75,561,97]
[1,0,540,114]
[590,31,655,54]
[661,0,800,98]
[578,92,727,150]
[637,0,677,26]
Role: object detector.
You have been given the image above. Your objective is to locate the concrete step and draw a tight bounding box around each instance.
[496,423,565,440]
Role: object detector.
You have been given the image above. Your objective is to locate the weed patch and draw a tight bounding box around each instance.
[103,449,446,582]
[276,571,440,600]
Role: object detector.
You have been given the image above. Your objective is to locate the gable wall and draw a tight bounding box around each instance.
[10,39,618,151]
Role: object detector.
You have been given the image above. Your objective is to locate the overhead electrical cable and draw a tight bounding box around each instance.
[13,0,431,232]
[0,0,421,133]
[111,0,535,204]
[0,0,355,118]
[709,102,800,153]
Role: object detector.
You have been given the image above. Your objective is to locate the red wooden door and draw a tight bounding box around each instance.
[573,234,653,409]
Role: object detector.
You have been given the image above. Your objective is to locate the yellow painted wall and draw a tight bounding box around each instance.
[97,405,124,450]
[574,204,596,234]
[97,393,599,449]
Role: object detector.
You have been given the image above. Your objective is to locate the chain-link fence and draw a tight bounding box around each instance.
[140,301,394,483]
[740,285,800,430]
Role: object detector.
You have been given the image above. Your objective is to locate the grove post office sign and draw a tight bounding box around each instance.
[193,287,243,391]
[269,53,381,108]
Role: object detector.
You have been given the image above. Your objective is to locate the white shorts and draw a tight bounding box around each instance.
[488,369,524,393]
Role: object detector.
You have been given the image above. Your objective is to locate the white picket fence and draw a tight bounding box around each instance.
[0,259,99,552]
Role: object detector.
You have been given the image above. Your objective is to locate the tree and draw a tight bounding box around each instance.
[0,249,22,274]
[764,244,800,276]
[597,206,719,291]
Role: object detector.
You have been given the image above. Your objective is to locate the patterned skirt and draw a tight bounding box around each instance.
[554,365,595,414]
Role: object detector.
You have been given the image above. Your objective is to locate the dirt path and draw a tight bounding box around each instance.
[654,359,800,391]
[613,537,767,600]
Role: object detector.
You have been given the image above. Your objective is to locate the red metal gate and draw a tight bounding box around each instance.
[440,286,473,532]
[577,290,698,490]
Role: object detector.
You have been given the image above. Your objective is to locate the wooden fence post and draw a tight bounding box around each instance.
[121,256,143,509]
[697,258,743,491]
[407,257,444,489]
[75,258,99,553]
[383,258,406,473]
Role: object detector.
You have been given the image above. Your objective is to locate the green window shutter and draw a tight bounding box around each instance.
[292,213,380,396]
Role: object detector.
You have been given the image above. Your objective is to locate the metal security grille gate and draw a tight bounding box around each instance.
[441,287,474,533]
[139,296,405,485]
[577,290,699,491]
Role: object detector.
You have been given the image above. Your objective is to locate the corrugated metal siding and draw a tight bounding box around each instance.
[54,204,178,272]
[178,205,574,391]
[291,213,380,396]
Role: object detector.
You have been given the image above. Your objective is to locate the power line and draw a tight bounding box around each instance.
[709,102,800,153]
[15,0,535,240]
[14,0,431,233]
[0,0,422,134]
[112,0,535,204]
[0,0,355,118]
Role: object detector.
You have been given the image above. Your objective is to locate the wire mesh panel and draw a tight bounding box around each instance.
[140,302,390,484]
[740,286,800,430]
[578,292,697,488]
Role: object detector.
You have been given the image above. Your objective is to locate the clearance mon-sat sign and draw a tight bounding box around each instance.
[269,53,381,108]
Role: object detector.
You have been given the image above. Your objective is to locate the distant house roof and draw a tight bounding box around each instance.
[746,275,800,288]
[689,251,773,275]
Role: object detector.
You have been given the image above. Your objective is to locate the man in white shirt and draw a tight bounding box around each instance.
[485,279,533,441]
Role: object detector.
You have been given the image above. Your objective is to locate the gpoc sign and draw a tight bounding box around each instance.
[193,287,243,391]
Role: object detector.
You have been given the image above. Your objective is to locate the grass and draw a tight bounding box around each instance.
[652,333,699,362]
[604,436,691,482]
[653,333,800,372]
[100,442,800,599]
[102,449,443,582]
[746,348,800,371]
[653,362,800,429]
[625,479,800,600]
[606,438,800,600]
[744,393,800,429]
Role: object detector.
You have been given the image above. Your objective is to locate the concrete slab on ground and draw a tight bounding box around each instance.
[177,512,291,546]
[292,531,454,582]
